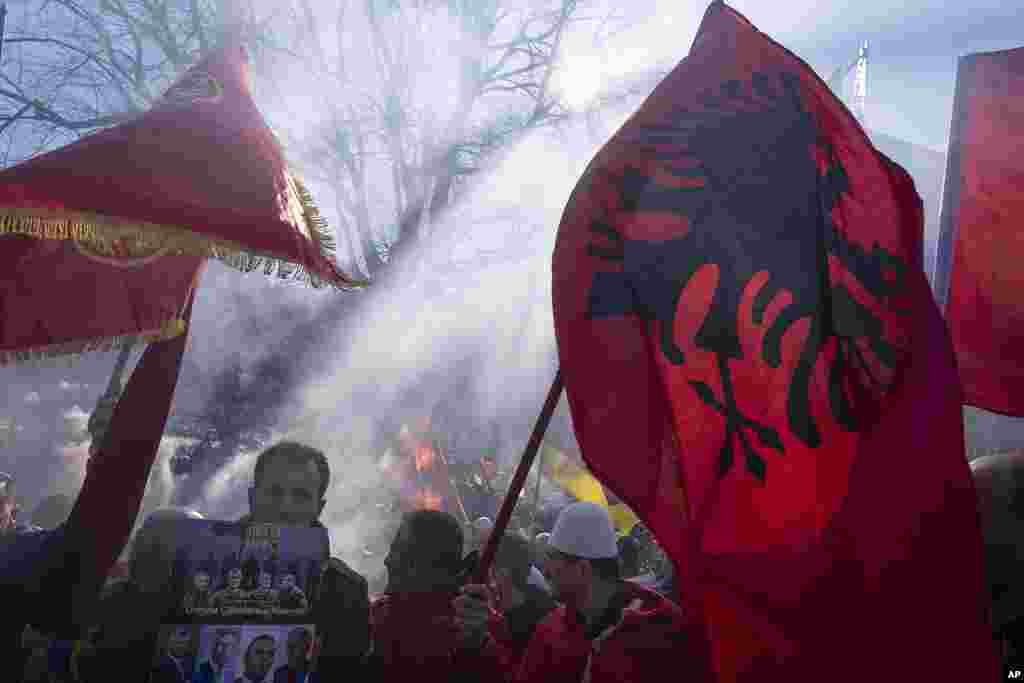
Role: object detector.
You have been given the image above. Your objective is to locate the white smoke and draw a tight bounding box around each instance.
[257,103,636,568]
[62,405,89,443]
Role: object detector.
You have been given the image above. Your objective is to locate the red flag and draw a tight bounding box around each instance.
[552,3,997,680]
[0,41,362,289]
[0,236,202,364]
[936,47,1024,416]
[66,279,198,606]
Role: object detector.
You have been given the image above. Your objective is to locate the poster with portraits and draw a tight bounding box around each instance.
[145,520,328,683]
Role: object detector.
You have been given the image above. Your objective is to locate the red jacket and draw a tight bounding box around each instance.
[369,592,480,682]
[483,582,711,683]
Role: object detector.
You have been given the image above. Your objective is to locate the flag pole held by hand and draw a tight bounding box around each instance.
[473,369,564,585]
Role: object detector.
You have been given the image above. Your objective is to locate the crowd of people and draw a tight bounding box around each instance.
[2,440,693,682]
[4,437,1021,681]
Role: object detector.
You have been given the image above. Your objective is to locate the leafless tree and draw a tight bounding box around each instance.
[0,0,205,161]
[250,0,650,277]
[0,0,656,276]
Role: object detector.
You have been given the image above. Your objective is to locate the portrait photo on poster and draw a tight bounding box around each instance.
[144,520,329,683]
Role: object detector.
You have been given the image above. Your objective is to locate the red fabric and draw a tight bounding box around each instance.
[481,583,706,683]
[65,281,197,611]
[370,593,466,678]
[552,3,997,681]
[942,47,1024,416]
[0,236,202,358]
[0,41,351,287]
[484,612,526,673]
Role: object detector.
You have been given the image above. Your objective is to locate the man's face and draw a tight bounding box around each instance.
[279,574,296,591]
[245,637,276,678]
[286,631,310,669]
[480,458,498,481]
[167,629,190,659]
[543,549,587,605]
[227,569,242,590]
[194,572,210,591]
[212,633,237,665]
[249,458,323,526]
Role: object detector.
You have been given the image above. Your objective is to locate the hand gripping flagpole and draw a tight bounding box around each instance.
[473,369,563,585]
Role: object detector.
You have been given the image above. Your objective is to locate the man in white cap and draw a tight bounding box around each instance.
[453,502,710,682]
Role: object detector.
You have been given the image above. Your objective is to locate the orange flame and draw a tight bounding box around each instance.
[414,487,443,511]
[414,443,436,472]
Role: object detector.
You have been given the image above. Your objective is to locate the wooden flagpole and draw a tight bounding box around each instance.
[529,441,545,532]
[473,369,563,584]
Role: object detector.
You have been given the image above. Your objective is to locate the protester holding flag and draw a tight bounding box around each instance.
[454,502,709,682]
[546,2,998,680]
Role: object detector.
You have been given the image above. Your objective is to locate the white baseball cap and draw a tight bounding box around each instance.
[549,502,618,560]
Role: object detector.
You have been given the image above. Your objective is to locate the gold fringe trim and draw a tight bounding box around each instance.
[0,204,368,289]
[0,318,186,367]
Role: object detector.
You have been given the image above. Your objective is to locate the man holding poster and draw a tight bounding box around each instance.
[243,442,370,667]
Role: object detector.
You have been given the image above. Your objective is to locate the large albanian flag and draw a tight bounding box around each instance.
[553,3,997,681]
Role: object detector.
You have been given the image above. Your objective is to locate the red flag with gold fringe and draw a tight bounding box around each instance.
[66,281,198,618]
[0,40,362,364]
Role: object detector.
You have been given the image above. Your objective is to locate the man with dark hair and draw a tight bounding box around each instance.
[381,509,464,595]
[486,533,556,670]
[247,571,278,606]
[211,568,247,609]
[242,442,370,671]
[248,442,330,526]
[367,509,474,680]
[454,502,710,682]
[235,635,276,683]
[193,628,240,683]
[277,571,308,610]
[272,627,313,683]
[185,570,214,609]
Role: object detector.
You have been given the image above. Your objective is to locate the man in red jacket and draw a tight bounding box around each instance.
[454,502,710,682]
[365,509,477,682]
